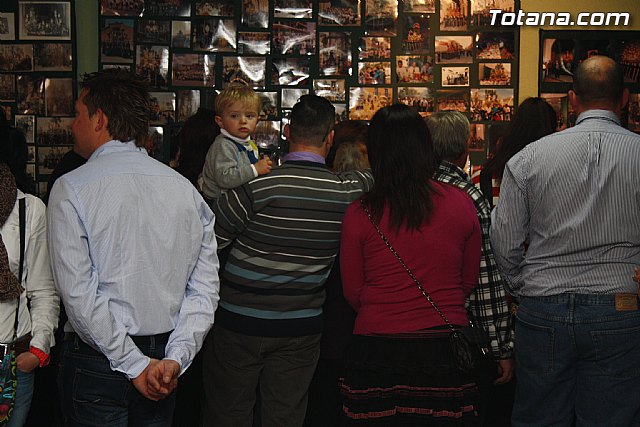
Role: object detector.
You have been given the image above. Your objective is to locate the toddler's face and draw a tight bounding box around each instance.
[216,101,259,139]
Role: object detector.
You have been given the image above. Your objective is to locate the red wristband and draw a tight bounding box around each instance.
[29,346,50,367]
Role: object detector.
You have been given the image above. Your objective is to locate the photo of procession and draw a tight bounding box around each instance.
[19,1,71,40]
[470,88,514,121]
[435,35,473,63]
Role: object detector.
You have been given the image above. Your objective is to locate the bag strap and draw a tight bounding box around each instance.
[12,198,26,340]
[359,200,456,334]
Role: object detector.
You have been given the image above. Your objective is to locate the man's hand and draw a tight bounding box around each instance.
[494,358,514,385]
[132,359,165,401]
[146,359,180,398]
[255,156,272,175]
[16,352,40,373]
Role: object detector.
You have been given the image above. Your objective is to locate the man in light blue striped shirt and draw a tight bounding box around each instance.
[491,56,640,426]
[48,70,220,426]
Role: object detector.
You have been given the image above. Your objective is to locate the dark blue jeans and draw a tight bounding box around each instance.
[513,294,640,427]
[58,335,176,427]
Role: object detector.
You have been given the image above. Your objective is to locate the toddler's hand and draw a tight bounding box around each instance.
[255,156,272,175]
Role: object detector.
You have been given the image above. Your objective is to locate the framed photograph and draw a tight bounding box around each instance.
[470,88,514,121]
[242,0,269,29]
[274,0,312,19]
[541,93,569,130]
[145,0,190,17]
[398,86,435,117]
[17,75,45,115]
[171,21,191,48]
[617,40,640,83]
[627,93,640,132]
[177,90,200,122]
[349,86,393,120]
[45,78,73,116]
[313,79,346,102]
[0,13,16,41]
[257,91,278,120]
[468,123,486,151]
[477,32,515,60]
[101,18,135,64]
[319,32,352,76]
[435,36,473,64]
[149,92,176,125]
[358,62,391,85]
[402,14,430,54]
[365,0,397,36]
[135,45,169,89]
[254,120,281,149]
[15,114,35,143]
[271,58,311,86]
[171,53,215,87]
[19,1,71,40]
[334,103,348,122]
[238,32,270,55]
[26,146,35,162]
[541,38,575,83]
[359,37,391,60]
[395,55,433,83]
[272,22,316,55]
[26,163,35,182]
[137,20,171,44]
[440,0,467,31]
[37,146,66,174]
[0,44,33,71]
[37,117,73,145]
[101,0,144,17]
[222,56,266,89]
[471,0,514,26]
[34,43,72,71]
[401,0,436,13]
[192,18,237,52]
[442,66,469,87]
[1,106,13,123]
[0,75,16,102]
[146,126,165,162]
[319,0,361,26]
[479,63,511,86]
[195,1,234,17]
[282,88,309,109]
[436,89,469,112]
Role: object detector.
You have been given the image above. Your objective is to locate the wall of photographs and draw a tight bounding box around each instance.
[97,0,520,165]
[538,30,640,134]
[0,0,75,196]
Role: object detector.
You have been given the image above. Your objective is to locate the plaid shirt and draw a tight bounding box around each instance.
[435,161,513,358]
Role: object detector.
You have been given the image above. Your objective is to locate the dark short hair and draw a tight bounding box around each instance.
[573,56,624,106]
[288,95,335,147]
[80,70,151,147]
[0,124,36,194]
[176,108,219,189]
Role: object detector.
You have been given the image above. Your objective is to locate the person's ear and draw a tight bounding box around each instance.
[94,108,107,132]
[214,115,224,128]
[283,123,290,140]
[568,90,579,112]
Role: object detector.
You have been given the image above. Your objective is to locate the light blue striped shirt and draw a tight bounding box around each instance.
[491,110,640,297]
[47,140,220,379]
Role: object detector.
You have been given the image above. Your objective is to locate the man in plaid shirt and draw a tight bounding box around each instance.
[426,111,514,387]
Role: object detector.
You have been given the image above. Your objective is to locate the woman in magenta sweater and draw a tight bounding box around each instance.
[339,104,482,425]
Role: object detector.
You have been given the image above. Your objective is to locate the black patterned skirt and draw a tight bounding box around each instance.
[339,332,480,426]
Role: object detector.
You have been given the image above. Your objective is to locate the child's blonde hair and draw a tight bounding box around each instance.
[215,83,261,116]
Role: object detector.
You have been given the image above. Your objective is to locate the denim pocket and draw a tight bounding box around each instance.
[71,367,128,426]
[592,325,640,379]
[514,314,555,374]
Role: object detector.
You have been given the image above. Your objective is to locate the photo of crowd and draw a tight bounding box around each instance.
[358,62,391,84]
[349,86,393,120]
[17,75,45,115]
[395,56,434,83]
[191,18,237,52]
[37,117,73,145]
[436,89,469,112]
[37,145,66,174]
[318,0,360,26]
[0,12,15,40]
[402,14,430,54]
[138,19,170,44]
[442,66,470,86]
[440,0,467,31]
[15,114,35,143]
[195,0,234,17]
[100,0,144,17]
[0,44,33,71]
[313,78,346,101]
[149,91,175,125]
[171,53,215,87]
[435,35,473,63]
[470,88,514,121]
[238,32,270,55]
[398,86,435,117]
[34,43,72,71]
[359,37,391,60]
[365,0,397,36]
[272,21,316,55]
[19,1,71,40]
[45,78,73,116]
[145,0,190,17]
[319,32,352,76]
[271,58,310,86]
[476,32,515,60]
[479,62,511,85]
[274,0,312,19]
[0,75,15,101]
[101,18,134,63]
[222,56,266,88]
[136,45,169,88]
[471,0,514,26]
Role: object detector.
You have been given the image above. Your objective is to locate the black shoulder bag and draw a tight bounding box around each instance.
[360,200,491,374]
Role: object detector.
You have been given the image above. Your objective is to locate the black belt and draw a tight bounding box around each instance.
[64,331,172,347]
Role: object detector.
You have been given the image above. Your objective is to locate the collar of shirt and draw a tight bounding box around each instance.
[283,151,326,164]
[575,109,621,127]
[437,161,470,183]
[220,129,258,154]
[89,140,146,162]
